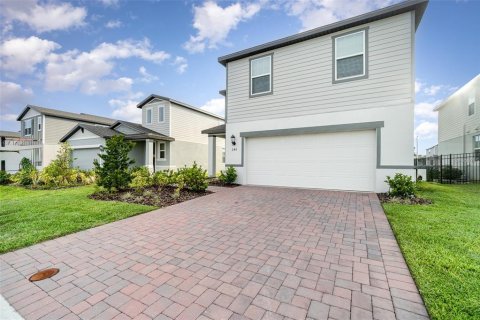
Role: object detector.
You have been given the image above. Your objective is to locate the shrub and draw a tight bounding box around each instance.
[0,171,12,185]
[442,167,463,180]
[218,166,237,185]
[129,167,152,190]
[385,173,416,199]
[20,157,34,171]
[42,143,76,187]
[427,168,439,181]
[152,170,169,189]
[94,135,135,191]
[178,162,208,192]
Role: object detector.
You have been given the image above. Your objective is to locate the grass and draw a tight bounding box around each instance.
[0,185,155,254]
[382,182,480,320]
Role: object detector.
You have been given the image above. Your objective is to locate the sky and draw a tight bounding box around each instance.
[0,0,479,155]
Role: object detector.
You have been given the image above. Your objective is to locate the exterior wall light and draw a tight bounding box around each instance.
[231,134,236,146]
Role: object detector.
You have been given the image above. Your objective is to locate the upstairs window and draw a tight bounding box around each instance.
[38,116,42,131]
[157,142,166,160]
[468,97,475,116]
[334,29,367,82]
[158,105,165,123]
[474,135,480,161]
[146,107,153,124]
[250,55,272,96]
[24,119,32,136]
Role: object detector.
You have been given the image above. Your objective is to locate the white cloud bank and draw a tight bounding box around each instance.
[0,81,33,121]
[109,99,142,123]
[172,56,188,74]
[184,1,261,53]
[201,98,225,117]
[105,20,122,29]
[0,0,87,33]
[415,121,438,139]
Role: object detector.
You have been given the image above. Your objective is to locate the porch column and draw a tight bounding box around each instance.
[208,136,217,177]
[145,139,154,172]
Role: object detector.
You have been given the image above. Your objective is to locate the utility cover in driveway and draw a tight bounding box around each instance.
[246,130,376,191]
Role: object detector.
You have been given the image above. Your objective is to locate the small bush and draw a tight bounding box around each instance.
[152,171,169,189]
[42,143,76,187]
[94,135,135,191]
[385,173,416,199]
[20,157,34,171]
[178,162,208,192]
[442,167,463,180]
[218,166,237,185]
[129,167,152,190]
[427,168,439,181]
[0,171,12,185]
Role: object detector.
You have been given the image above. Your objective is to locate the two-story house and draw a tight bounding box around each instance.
[203,0,428,192]
[61,95,225,172]
[433,74,480,156]
[12,105,116,171]
[0,130,22,172]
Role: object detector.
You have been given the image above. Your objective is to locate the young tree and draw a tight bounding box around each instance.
[42,143,74,186]
[94,135,135,191]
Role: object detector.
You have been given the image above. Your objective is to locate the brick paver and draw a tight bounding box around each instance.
[0,186,428,319]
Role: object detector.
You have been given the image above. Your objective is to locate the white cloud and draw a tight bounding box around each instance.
[423,84,442,96]
[172,56,188,74]
[415,80,423,93]
[0,81,33,112]
[0,113,18,122]
[284,0,397,31]
[0,36,60,75]
[200,98,225,117]
[0,0,87,33]
[105,20,122,28]
[45,39,170,94]
[109,99,142,123]
[97,0,119,6]
[415,121,438,139]
[415,100,441,119]
[184,1,261,53]
[138,66,159,83]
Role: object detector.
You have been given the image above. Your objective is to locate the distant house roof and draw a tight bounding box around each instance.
[218,0,428,66]
[434,74,480,111]
[0,130,21,138]
[60,122,174,143]
[17,105,116,126]
[136,94,224,120]
[201,124,226,135]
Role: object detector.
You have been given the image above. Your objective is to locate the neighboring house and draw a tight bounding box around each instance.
[61,95,225,172]
[0,131,22,172]
[203,0,428,192]
[136,95,225,173]
[433,74,480,157]
[426,145,438,157]
[10,105,116,172]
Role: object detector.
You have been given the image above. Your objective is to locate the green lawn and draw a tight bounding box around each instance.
[383,183,480,320]
[0,185,155,253]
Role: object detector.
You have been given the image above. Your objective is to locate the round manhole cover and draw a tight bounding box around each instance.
[29,268,59,282]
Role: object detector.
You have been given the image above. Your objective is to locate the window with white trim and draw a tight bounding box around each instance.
[157,142,166,160]
[38,116,42,131]
[334,30,366,81]
[158,105,165,123]
[474,135,480,161]
[24,119,32,136]
[250,55,272,96]
[468,97,475,116]
[146,107,153,124]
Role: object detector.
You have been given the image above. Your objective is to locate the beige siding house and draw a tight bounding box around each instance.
[204,0,428,192]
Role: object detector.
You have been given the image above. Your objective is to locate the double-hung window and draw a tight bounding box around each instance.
[24,119,32,136]
[468,97,475,116]
[158,105,165,123]
[334,29,367,82]
[474,135,480,161]
[38,116,42,132]
[157,142,166,160]
[250,55,272,96]
[146,107,153,124]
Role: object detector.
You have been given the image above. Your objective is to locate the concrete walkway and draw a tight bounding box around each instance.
[0,186,428,319]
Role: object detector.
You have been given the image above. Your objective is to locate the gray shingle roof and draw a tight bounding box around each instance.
[218,0,428,66]
[17,105,117,126]
[201,124,226,135]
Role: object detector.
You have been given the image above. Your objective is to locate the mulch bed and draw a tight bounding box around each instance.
[208,179,240,188]
[377,193,432,205]
[90,186,211,207]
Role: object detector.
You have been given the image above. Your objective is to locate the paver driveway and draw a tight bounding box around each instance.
[0,186,428,320]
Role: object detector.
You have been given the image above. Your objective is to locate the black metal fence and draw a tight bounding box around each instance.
[423,153,480,184]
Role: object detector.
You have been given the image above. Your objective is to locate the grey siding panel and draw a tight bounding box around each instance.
[44,117,82,144]
[130,141,146,166]
[142,99,170,136]
[226,12,413,123]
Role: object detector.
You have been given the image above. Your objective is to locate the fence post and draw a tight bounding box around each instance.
[440,155,443,183]
[449,154,452,184]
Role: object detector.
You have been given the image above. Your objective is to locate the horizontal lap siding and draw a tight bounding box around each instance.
[227,12,413,123]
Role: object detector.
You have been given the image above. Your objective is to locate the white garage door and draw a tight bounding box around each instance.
[246,130,376,191]
[72,148,100,170]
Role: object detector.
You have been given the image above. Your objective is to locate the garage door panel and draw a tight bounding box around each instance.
[246,130,376,191]
[72,148,100,170]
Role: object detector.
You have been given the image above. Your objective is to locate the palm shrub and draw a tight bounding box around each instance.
[94,135,135,191]
[0,171,12,185]
[385,173,416,199]
[16,157,35,186]
[178,162,208,192]
[218,166,237,185]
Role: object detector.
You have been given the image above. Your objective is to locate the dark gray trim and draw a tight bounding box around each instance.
[240,121,384,138]
[219,90,226,96]
[332,27,369,84]
[375,127,415,169]
[225,137,245,167]
[218,0,428,66]
[249,53,274,98]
